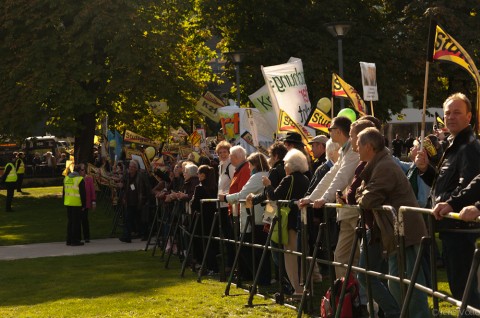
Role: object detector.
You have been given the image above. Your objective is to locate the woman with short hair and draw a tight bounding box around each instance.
[262,148,310,295]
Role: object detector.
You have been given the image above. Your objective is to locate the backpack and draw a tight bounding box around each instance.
[320,274,360,318]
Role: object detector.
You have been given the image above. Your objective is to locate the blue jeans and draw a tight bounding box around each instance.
[358,230,400,318]
[388,245,430,318]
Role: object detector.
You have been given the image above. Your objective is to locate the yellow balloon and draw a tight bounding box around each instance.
[145,146,156,160]
[317,97,331,114]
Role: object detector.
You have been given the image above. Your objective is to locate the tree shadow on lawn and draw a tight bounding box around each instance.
[0,251,191,307]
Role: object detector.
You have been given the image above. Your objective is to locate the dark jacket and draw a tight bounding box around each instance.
[265,171,310,203]
[305,159,334,196]
[252,160,285,205]
[357,148,427,250]
[420,126,480,229]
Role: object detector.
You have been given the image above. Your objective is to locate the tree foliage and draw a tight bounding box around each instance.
[0,0,214,161]
[197,0,480,121]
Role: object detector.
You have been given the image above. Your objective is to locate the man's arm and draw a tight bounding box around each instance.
[320,149,359,204]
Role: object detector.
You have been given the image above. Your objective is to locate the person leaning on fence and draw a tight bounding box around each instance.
[417,93,480,309]
[218,145,250,274]
[219,152,269,283]
[190,164,219,274]
[356,127,429,318]
[298,116,359,280]
[303,138,341,278]
[215,141,236,272]
[261,148,310,296]
[247,141,287,284]
[63,164,86,246]
[1,156,18,212]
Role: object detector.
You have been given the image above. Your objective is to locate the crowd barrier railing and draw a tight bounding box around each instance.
[142,197,480,317]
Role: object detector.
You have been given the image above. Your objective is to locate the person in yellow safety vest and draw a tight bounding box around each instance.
[63,164,86,246]
[15,152,26,194]
[1,157,18,212]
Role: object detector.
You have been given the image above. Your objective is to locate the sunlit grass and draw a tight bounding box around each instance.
[0,186,115,245]
[0,252,295,318]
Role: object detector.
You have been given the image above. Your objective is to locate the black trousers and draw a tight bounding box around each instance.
[16,174,24,192]
[81,209,90,241]
[5,182,15,211]
[67,206,82,244]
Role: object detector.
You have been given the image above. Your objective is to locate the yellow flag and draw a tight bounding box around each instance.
[277,110,313,153]
[307,108,332,133]
[333,73,367,117]
[433,25,480,85]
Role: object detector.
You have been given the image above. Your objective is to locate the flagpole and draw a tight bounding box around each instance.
[370,101,374,117]
[421,19,436,151]
[420,62,430,152]
[331,97,334,119]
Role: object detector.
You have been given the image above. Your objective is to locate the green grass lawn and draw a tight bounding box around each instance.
[0,186,470,317]
[0,252,296,317]
[0,186,116,245]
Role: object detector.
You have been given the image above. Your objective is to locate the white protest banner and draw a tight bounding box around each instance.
[261,57,312,127]
[360,62,379,101]
[248,85,277,133]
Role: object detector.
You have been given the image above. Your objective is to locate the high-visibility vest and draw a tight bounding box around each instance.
[4,163,18,183]
[16,158,25,174]
[64,175,83,207]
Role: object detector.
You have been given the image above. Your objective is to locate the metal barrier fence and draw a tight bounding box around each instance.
[142,197,480,317]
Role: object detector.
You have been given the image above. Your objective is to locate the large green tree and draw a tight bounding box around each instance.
[0,0,214,162]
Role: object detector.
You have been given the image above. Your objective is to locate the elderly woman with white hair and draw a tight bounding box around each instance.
[219,152,270,282]
[262,148,310,295]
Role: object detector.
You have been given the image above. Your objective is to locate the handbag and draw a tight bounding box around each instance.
[271,175,294,245]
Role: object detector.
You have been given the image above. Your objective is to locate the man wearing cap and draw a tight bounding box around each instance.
[308,135,328,172]
[15,152,26,193]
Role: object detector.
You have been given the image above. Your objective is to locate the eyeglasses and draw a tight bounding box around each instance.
[328,127,338,132]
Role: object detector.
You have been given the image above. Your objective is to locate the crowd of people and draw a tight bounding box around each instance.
[54,92,480,316]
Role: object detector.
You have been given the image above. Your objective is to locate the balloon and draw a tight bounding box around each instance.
[317,97,332,114]
[336,108,357,123]
[145,146,156,160]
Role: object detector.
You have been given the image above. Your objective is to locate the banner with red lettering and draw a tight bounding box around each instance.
[261,57,312,127]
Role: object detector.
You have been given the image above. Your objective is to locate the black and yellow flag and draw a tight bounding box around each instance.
[277,110,313,153]
[428,21,480,131]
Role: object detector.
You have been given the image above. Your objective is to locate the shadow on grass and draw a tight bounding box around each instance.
[0,251,190,307]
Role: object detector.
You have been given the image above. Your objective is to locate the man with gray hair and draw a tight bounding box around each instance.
[356,127,429,317]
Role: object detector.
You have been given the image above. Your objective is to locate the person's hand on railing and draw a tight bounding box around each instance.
[297,198,311,208]
[432,202,453,220]
[336,191,345,204]
[245,193,254,208]
[313,198,326,209]
[459,205,480,222]
[218,193,226,203]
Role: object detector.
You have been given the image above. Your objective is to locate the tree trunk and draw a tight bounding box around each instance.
[74,112,96,165]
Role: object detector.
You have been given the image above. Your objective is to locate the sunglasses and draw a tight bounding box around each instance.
[328,127,338,132]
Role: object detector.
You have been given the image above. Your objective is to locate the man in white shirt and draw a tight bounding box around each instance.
[298,116,360,278]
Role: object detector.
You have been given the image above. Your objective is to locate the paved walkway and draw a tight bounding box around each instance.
[0,238,148,261]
